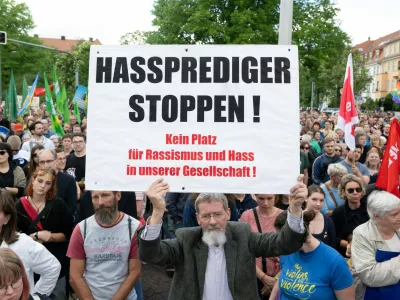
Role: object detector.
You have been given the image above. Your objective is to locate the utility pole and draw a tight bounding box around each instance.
[8,38,79,88]
[311,81,315,109]
[278,0,293,45]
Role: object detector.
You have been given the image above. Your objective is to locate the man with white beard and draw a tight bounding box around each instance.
[139,176,309,300]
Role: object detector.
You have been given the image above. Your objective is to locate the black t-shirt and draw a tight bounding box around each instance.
[65,153,86,182]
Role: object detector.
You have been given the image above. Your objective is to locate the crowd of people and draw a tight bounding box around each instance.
[0,104,399,300]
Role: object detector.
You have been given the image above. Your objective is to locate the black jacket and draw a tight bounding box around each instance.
[15,197,73,277]
[56,172,78,216]
[330,200,369,256]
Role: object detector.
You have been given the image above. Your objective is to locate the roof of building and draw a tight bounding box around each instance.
[39,36,102,52]
[353,29,400,64]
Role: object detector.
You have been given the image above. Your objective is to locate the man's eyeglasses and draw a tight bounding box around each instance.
[300,147,309,150]
[346,187,362,194]
[39,159,55,165]
[0,150,7,155]
[199,212,225,221]
[0,277,23,295]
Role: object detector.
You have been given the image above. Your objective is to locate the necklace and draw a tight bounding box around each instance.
[29,197,45,213]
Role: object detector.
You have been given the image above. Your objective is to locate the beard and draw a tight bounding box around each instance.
[202,225,227,247]
[95,199,118,225]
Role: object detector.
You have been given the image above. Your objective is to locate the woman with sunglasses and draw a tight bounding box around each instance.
[0,143,26,201]
[23,145,44,181]
[331,174,369,257]
[0,189,60,297]
[15,168,73,300]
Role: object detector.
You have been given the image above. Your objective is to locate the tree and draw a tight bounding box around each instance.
[121,0,371,107]
[318,50,372,107]
[0,0,55,99]
[120,30,147,45]
[55,41,91,97]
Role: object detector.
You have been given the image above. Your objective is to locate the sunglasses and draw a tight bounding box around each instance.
[335,149,342,152]
[0,150,7,155]
[301,147,309,150]
[347,187,362,194]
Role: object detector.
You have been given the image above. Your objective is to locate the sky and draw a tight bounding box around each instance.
[16,0,399,46]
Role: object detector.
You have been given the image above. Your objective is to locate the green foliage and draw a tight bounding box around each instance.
[0,0,56,99]
[121,0,371,107]
[56,41,91,97]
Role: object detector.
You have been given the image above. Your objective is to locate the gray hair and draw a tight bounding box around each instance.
[327,163,347,177]
[37,149,57,161]
[301,134,311,143]
[367,191,400,220]
[195,193,229,213]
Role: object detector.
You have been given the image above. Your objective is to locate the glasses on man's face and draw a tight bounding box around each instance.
[199,212,225,221]
[0,150,7,156]
[300,147,309,150]
[0,277,23,295]
[346,187,362,194]
[39,159,55,166]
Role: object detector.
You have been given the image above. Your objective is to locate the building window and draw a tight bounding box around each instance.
[369,52,373,60]
[396,43,399,53]
[377,81,380,91]
[376,50,379,60]
[389,63,392,72]
[377,64,380,73]
[384,48,388,57]
[393,61,396,71]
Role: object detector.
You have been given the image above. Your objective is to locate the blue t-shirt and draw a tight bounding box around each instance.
[339,160,369,177]
[321,184,345,215]
[279,242,353,300]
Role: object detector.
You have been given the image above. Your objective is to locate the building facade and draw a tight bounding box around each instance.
[354,30,400,100]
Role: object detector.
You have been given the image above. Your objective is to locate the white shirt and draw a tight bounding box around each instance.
[202,245,233,300]
[385,234,400,252]
[21,136,55,153]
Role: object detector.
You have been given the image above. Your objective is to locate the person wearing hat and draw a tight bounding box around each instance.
[13,123,25,139]
[7,135,29,168]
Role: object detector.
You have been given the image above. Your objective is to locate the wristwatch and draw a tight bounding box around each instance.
[34,232,39,241]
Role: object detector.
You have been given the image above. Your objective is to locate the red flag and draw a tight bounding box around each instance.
[34,84,53,96]
[337,54,359,150]
[376,119,400,197]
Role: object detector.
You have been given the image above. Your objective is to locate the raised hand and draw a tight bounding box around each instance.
[146,178,170,224]
[289,175,307,217]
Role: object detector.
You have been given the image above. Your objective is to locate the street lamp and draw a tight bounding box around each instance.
[7,38,79,88]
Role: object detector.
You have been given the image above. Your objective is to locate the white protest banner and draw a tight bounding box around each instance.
[86,45,299,193]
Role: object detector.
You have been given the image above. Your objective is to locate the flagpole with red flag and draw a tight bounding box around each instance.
[337,54,359,152]
[376,118,400,197]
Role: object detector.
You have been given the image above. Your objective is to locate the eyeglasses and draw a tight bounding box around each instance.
[0,150,7,155]
[199,212,225,221]
[0,277,23,295]
[39,159,55,165]
[346,187,362,194]
[73,140,84,144]
[300,147,309,150]
[335,149,342,153]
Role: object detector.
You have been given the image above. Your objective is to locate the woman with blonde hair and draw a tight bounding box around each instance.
[0,248,51,299]
[331,174,369,257]
[365,150,380,184]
